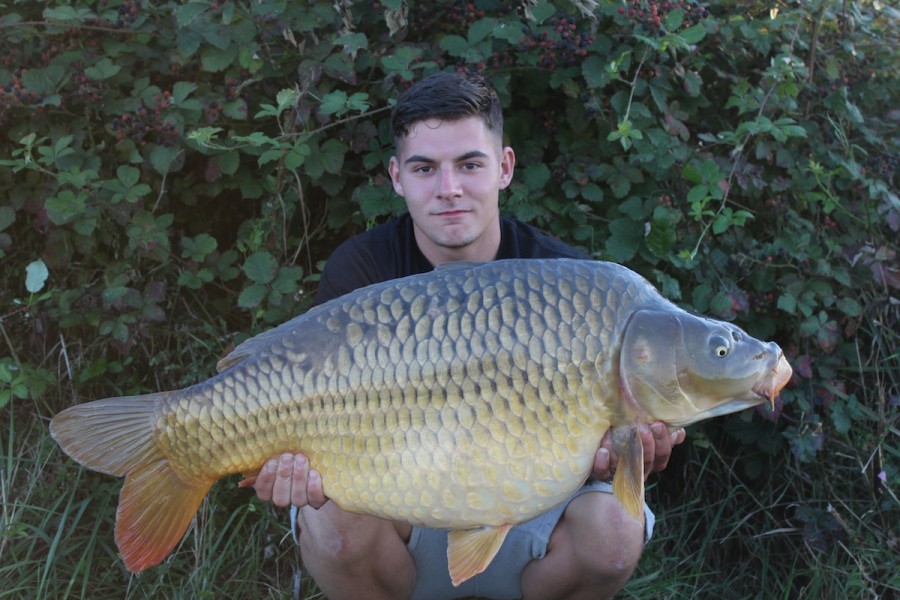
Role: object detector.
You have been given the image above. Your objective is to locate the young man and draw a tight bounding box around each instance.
[254,72,685,600]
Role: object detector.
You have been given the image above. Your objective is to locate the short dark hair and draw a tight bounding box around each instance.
[390,72,504,144]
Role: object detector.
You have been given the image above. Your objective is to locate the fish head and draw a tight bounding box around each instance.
[619,309,792,428]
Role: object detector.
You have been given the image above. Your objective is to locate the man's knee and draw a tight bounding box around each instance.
[566,492,645,582]
[297,503,385,562]
[296,504,416,599]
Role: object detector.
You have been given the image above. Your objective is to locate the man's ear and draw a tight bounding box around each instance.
[388,155,404,196]
[498,146,515,190]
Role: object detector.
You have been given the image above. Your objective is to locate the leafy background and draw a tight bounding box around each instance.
[1,0,897,598]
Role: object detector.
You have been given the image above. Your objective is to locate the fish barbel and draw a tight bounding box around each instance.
[50,258,792,584]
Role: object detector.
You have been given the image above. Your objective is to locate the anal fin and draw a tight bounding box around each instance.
[447,524,512,586]
[611,426,646,522]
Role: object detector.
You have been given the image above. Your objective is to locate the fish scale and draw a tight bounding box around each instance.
[50,258,792,585]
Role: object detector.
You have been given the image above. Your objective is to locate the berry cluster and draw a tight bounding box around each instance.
[110,91,180,146]
[618,0,710,32]
[409,0,515,34]
[70,61,106,105]
[115,0,143,28]
[1,77,41,105]
[518,15,594,69]
[0,76,43,124]
[814,66,877,96]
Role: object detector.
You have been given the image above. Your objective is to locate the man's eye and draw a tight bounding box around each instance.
[414,165,434,174]
[461,162,480,171]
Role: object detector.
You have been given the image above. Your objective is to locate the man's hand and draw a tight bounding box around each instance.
[254,453,328,509]
[593,422,686,481]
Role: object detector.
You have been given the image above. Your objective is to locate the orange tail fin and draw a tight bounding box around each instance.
[50,394,213,573]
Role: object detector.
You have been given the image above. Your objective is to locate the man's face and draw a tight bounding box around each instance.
[389,116,515,265]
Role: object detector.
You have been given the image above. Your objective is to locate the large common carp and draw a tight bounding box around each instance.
[51,258,791,584]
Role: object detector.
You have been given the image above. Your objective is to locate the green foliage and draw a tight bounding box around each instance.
[1,0,897,597]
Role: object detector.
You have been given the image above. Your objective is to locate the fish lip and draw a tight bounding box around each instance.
[751,353,793,409]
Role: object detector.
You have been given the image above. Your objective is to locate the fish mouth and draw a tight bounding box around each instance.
[751,353,793,409]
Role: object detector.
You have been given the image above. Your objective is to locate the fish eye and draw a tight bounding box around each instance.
[710,335,731,358]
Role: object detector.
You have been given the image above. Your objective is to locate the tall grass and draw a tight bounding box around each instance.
[1,399,313,599]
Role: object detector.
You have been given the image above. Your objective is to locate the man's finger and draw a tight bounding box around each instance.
[650,422,672,472]
[593,447,613,481]
[270,453,297,507]
[307,468,328,509]
[289,454,310,508]
[254,457,278,502]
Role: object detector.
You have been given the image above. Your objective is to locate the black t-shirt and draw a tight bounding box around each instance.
[315,214,589,305]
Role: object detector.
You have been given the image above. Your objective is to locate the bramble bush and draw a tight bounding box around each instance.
[1,0,897,597]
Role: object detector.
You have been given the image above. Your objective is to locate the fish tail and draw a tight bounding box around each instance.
[50,394,213,573]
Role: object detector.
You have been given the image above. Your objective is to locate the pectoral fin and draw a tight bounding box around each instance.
[611,426,645,522]
[237,473,257,488]
[447,524,512,586]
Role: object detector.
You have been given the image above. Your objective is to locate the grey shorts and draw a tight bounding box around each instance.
[406,480,655,600]
[290,481,654,600]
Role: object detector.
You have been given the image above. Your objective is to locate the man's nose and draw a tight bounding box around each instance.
[437,168,462,199]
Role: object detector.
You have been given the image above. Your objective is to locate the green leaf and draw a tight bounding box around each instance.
[25,259,49,293]
[175,1,209,27]
[836,296,862,318]
[319,90,349,116]
[605,218,642,262]
[43,6,93,21]
[0,206,14,231]
[172,81,198,105]
[646,209,678,256]
[778,293,797,315]
[665,9,684,32]
[45,190,88,225]
[182,233,218,261]
[683,71,702,96]
[336,32,368,54]
[21,65,66,95]
[468,18,497,45]
[528,1,556,23]
[523,164,551,190]
[117,165,141,188]
[243,251,278,284]
[581,183,603,202]
[215,151,240,176]
[148,145,182,175]
[582,55,610,90]
[84,58,121,81]
[439,35,469,57]
[201,45,238,72]
[609,174,631,199]
[272,266,303,294]
[680,23,706,45]
[238,283,269,308]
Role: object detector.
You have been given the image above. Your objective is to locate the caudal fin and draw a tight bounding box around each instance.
[50,395,213,573]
